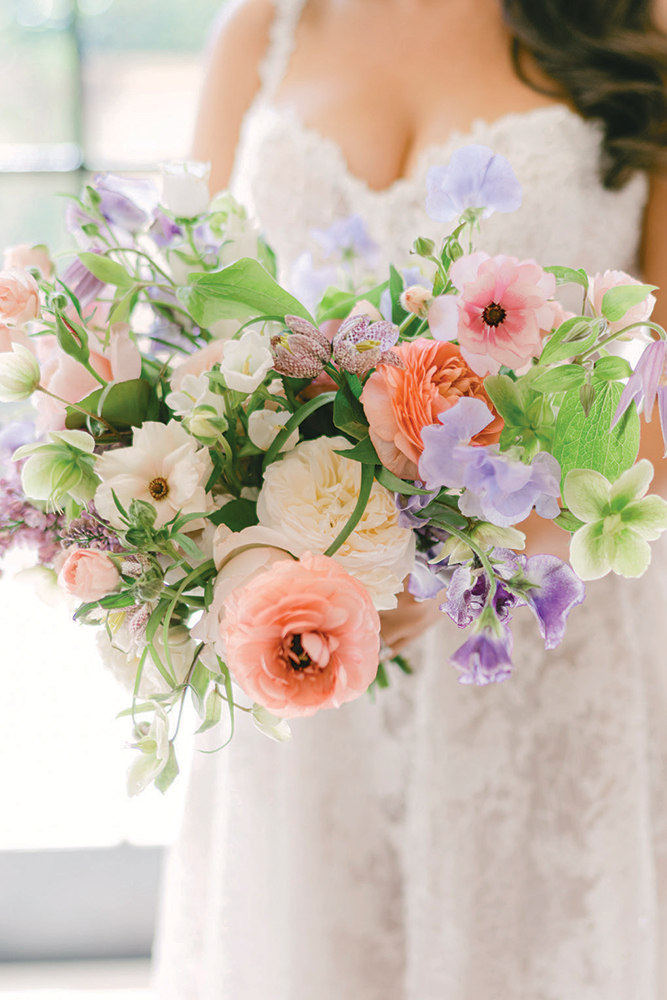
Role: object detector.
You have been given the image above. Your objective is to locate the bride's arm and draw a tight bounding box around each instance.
[191,0,274,193]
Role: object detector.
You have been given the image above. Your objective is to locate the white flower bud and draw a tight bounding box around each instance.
[0,342,40,401]
[160,161,211,219]
[400,284,433,317]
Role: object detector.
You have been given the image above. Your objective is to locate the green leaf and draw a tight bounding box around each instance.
[483,374,527,426]
[389,264,409,325]
[316,280,389,323]
[324,463,376,557]
[189,657,213,717]
[601,283,657,323]
[78,251,134,288]
[336,435,380,465]
[530,365,586,394]
[178,258,315,326]
[208,498,259,531]
[375,466,431,495]
[195,687,224,735]
[543,265,589,289]
[65,378,153,430]
[171,532,206,562]
[154,742,180,794]
[262,391,336,469]
[553,380,640,486]
[539,316,600,366]
[553,509,586,533]
[333,379,369,440]
[593,355,633,382]
[108,288,137,325]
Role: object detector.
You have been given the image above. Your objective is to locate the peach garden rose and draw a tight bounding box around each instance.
[361,337,503,480]
[58,548,121,603]
[0,267,40,327]
[220,552,381,718]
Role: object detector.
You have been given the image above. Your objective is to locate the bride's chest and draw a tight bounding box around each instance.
[230,101,649,284]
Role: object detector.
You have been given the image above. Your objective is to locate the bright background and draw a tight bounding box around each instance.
[0,0,224,993]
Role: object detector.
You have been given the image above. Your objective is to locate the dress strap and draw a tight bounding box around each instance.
[257,0,309,100]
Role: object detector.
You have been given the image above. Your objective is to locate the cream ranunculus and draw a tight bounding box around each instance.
[94,419,213,529]
[256,436,415,609]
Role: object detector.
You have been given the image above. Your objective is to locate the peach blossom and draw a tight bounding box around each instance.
[0,268,40,327]
[361,337,503,479]
[221,552,381,717]
[3,244,54,279]
[58,548,120,602]
[35,324,142,432]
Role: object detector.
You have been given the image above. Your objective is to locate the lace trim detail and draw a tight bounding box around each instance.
[257,0,308,99]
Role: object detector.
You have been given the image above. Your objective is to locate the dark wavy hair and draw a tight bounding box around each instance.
[502,0,667,188]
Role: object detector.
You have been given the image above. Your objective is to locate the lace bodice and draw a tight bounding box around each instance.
[229,0,648,280]
[152,4,667,999]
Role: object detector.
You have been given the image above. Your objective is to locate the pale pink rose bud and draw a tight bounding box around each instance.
[347,299,383,322]
[3,244,54,279]
[58,548,121,603]
[400,285,433,317]
[0,268,40,327]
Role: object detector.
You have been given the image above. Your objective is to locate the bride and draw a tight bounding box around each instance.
[153,0,667,997]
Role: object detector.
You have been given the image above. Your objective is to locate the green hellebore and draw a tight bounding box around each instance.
[13,428,99,509]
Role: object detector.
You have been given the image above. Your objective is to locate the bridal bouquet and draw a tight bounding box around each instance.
[1,148,666,793]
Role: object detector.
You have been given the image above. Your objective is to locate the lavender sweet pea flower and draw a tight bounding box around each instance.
[442,550,523,626]
[62,253,105,307]
[419,396,496,489]
[289,251,338,314]
[612,339,667,455]
[312,215,380,268]
[459,450,561,528]
[520,554,586,650]
[396,485,437,528]
[149,210,182,248]
[332,315,402,375]
[92,173,158,234]
[426,145,523,223]
[450,618,514,685]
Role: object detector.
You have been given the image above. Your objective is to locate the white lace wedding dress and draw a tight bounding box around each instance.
[152,2,667,997]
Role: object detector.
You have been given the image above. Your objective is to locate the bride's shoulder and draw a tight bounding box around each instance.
[192,0,275,191]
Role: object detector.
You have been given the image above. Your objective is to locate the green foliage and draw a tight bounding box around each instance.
[484,373,555,455]
[78,251,133,288]
[543,265,589,289]
[375,466,431,495]
[332,375,368,441]
[389,264,409,325]
[594,356,633,381]
[553,380,640,486]
[601,284,657,323]
[316,280,389,323]
[336,436,380,465]
[530,364,585,394]
[208,498,259,531]
[179,258,314,327]
[65,378,154,430]
[539,316,601,365]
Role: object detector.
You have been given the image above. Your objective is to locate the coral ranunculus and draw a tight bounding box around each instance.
[220,553,381,718]
[361,337,503,479]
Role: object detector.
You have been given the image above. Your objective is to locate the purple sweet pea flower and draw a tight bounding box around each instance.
[450,618,514,685]
[332,315,402,375]
[419,396,497,489]
[408,554,449,601]
[312,215,380,268]
[612,339,667,455]
[425,145,523,223]
[92,173,158,234]
[289,251,338,314]
[396,484,437,528]
[519,553,586,650]
[458,450,561,527]
[149,209,182,248]
[62,252,106,307]
[441,550,523,626]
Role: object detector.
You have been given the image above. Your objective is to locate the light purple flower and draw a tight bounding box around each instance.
[149,210,182,248]
[312,215,380,268]
[92,173,158,234]
[450,619,514,685]
[441,550,522,626]
[289,251,338,314]
[419,396,497,489]
[62,252,106,307]
[458,450,561,528]
[612,339,667,454]
[426,145,523,223]
[270,315,332,378]
[396,484,437,528]
[332,315,402,375]
[520,553,585,650]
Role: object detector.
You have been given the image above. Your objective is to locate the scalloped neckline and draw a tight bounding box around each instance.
[258,101,593,200]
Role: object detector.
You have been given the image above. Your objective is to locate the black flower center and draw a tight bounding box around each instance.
[288,634,312,670]
[148,476,169,501]
[482,302,507,327]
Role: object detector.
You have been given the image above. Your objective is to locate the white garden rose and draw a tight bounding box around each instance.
[94,419,213,529]
[256,436,415,609]
[160,160,211,218]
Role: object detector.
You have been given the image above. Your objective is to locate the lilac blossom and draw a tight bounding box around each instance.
[270,315,332,378]
[63,507,124,553]
[450,618,514,685]
[312,215,380,268]
[425,145,523,223]
[612,339,667,454]
[0,463,63,565]
[332,315,402,375]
